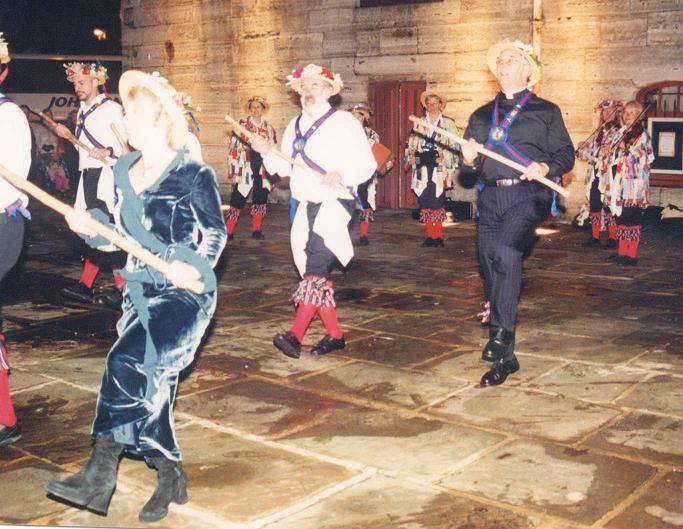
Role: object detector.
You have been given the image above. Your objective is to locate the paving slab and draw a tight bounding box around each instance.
[261,474,542,529]
[177,378,351,437]
[583,411,683,467]
[299,361,467,409]
[277,405,506,481]
[440,439,656,525]
[429,386,623,442]
[119,424,357,525]
[337,333,455,367]
[616,375,683,416]
[525,363,649,403]
[605,471,683,529]
[0,458,71,524]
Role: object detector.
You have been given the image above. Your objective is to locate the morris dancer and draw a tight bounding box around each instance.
[0,34,31,447]
[55,61,127,307]
[46,71,226,522]
[349,103,392,246]
[460,39,574,386]
[606,100,653,266]
[576,100,622,248]
[226,96,278,240]
[251,64,376,358]
[406,90,457,247]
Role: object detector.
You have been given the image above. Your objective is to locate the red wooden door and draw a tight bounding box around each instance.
[369,80,426,208]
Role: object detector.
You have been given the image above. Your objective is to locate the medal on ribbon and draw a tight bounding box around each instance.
[292,136,307,154]
[488,126,507,145]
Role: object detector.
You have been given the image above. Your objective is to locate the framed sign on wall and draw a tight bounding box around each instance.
[648,117,683,176]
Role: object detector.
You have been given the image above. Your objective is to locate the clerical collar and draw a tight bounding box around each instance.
[501,88,528,100]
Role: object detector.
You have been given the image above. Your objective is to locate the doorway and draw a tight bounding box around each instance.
[369,80,426,209]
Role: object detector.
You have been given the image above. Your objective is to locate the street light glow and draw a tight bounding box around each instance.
[93,28,107,41]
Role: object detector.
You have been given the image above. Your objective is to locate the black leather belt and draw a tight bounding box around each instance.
[488,178,522,187]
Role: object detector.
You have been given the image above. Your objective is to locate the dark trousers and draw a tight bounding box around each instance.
[477,184,550,331]
[416,150,444,210]
[304,199,355,277]
[0,214,25,332]
[229,151,269,208]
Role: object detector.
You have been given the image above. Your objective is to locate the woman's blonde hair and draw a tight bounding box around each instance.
[126,85,175,148]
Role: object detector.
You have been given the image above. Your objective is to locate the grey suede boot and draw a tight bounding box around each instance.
[138,457,188,523]
[46,434,124,515]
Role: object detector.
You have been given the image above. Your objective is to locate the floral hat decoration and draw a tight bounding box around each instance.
[245,95,270,113]
[64,62,109,85]
[486,38,541,88]
[178,90,202,131]
[595,99,623,111]
[286,64,343,96]
[119,70,188,149]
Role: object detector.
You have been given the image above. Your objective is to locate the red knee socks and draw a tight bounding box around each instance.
[252,213,264,232]
[591,221,600,240]
[360,220,369,237]
[607,224,616,241]
[318,306,343,339]
[0,338,16,427]
[627,239,640,258]
[434,222,443,239]
[290,303,318,342]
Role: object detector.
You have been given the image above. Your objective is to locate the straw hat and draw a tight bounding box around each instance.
[64,62,109,85]
[245,95,270,113]
[119,70,188,149]
[595,99,623,111]
[486,38,541,89]
[286,64,343,96]
[349,103,373,121]
[0,33,10,65]
[420,90,447,109]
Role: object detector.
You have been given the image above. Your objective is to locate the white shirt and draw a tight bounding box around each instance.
[263,103,376,203]
[76,93,126,170]
[0,93,31,210]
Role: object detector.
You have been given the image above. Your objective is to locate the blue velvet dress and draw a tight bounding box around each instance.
[85,150,226,462]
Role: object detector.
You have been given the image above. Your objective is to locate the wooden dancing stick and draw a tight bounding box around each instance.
[224,114,349,195]
[110,123,130,154]
[0,163,205,294]
[35,110,93,153]
[408,115,569,198]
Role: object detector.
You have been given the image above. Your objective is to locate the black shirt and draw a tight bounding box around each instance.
[461,89,575,186]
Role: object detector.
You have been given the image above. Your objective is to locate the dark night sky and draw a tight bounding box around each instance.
[0,0,121,55]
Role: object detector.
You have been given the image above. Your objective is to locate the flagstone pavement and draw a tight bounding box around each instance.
[0,203,681,529]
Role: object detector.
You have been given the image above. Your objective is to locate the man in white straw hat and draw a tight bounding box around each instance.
[251,64,376,359]
[55,61,127,307]
[0,32,31,447]
[460,38,574,387]
[226,95,278,240]
[406,90,457,247]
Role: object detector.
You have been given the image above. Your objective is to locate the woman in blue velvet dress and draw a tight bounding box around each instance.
[46,71,226,523]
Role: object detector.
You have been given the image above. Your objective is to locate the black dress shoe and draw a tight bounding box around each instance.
[227,233,234,241]
[0,424,21,446]
[311,335,345,356]
[422,237,435,247]
[273,331,301,359]
[433,238,444,247]
[358,236,369,246]
[60,282,94,303]
[252,230,265,240]
[95,290,123,309]
[480,355,520,387]
[581,236,600,247]
[604,238,617,249]
[617,256,638,266]
[605,253,621,263]
[481,326,515,362]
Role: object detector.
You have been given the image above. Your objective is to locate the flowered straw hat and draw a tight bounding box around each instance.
[349,103,373,120]
[486,38,541,88]
[419,91,448,109]
[286,64,343,96]
[245,95,270,113]
[64,62,109,85]
[119,70,188,149]
[595,99,623,111]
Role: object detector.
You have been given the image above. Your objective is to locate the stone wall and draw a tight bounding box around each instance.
[122,0,683,215]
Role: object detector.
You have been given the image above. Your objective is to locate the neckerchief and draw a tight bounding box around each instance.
[76,97,117,157]
[0,96,10,105]
[419,114,442,151]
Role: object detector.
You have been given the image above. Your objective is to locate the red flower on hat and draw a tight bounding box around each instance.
[321,67,333,79]
[292,66,304,78]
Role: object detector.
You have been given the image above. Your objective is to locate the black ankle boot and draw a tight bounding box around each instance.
[481,326,515,362]
[46,434,123,515]
[139,457,188,523]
